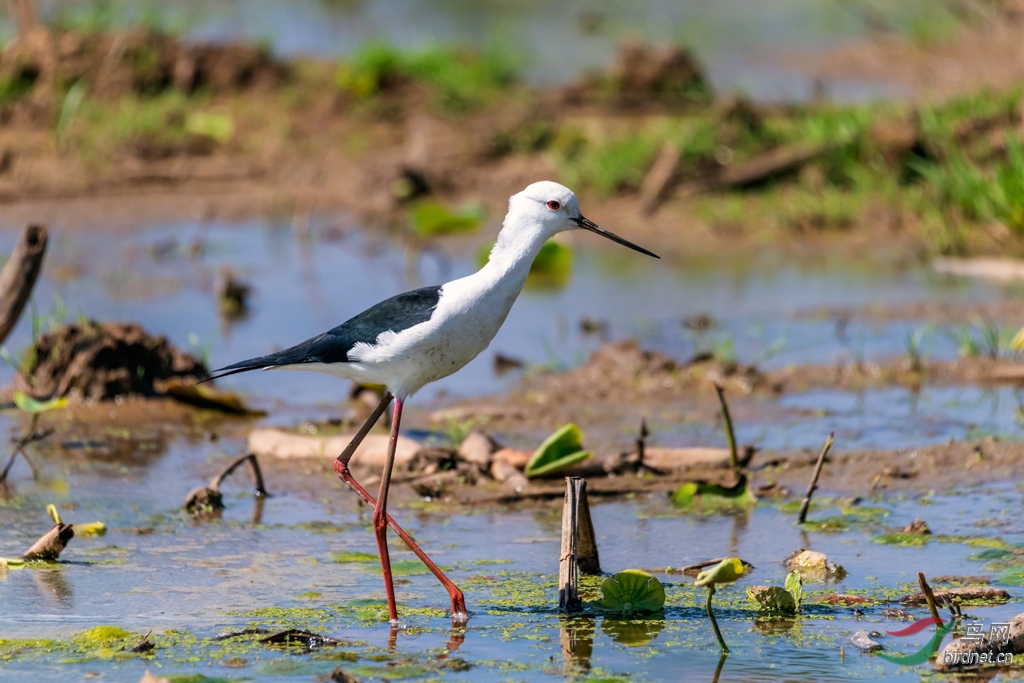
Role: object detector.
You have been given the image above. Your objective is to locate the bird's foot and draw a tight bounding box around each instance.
[450,591,468,623]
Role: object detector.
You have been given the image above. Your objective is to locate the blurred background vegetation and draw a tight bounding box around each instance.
[2,0,1023,256]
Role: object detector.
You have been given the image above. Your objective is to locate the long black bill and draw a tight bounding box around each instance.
[573,215,660,259]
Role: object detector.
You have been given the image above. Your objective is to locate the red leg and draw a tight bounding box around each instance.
[334,394,468,621]
[373,396,404,622]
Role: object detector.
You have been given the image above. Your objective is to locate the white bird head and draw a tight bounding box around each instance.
[509,180,659,258]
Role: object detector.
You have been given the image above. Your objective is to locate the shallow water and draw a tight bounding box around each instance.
[2,215,1023,449]
[1,214,1024,679]
[12,0,941,101]
[0,215,1016,405]
[658,384,1024,453]
[2,426,1023,682]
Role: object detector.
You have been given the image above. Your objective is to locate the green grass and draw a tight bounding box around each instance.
[912,138,1024,237]
[336,41,520,113]
[67,90,222,162]
[557,132,662,197]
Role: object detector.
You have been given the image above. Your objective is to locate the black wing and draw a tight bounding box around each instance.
[205,285,442,381]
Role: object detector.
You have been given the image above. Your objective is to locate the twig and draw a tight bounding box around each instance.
[0,450,21,483]
[636,417,648,468]
[0,224,48,348]
[559,477,583,612]
[706,585,729,653]
[0,413,46,484]
[797,433,834,524]
[212,452,267,496]
[713,384,738,473]
[917,572,942,623]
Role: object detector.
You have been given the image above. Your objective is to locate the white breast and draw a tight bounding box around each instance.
[344,273,523,397]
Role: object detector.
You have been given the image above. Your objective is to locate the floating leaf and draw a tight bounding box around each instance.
[0,557,25,569]
[671,475,753,509]
[409,200,483,236]
[695,557,746,587]
[13,392,68,414]
[785,570,803,608]
[75,522,106,537]
[746,585,797,615]
[599,569,665,613]
[184,111,235,142]
[524,423,591,478]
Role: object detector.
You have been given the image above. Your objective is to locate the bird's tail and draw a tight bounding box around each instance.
[201,331,344,384]
[200,357,274,384]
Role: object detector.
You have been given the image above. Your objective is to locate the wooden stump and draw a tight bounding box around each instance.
[559,477,601,612]
[0,224,48,347]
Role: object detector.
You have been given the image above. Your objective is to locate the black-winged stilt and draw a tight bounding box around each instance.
[208,180,659,623]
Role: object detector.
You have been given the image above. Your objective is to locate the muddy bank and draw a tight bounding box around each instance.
[3,25,1024,258]
[797,0,1024,102]
[439,340,1024,432]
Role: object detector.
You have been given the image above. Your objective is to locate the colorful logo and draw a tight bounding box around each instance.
[877,617,951,665]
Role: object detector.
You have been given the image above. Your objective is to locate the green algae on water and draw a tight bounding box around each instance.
[330,551,430,576]
[871,533,931,547]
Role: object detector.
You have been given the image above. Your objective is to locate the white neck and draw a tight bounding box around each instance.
[477,212,550,290]
[436,211,553,339]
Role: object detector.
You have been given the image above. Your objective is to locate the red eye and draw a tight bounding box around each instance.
[546,200,561,211]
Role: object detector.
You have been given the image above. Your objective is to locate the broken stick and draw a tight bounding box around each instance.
[559,477,599,611]
[0,224,48,347]
[797,433,834,524]
[917,572,942,623]
[639,143,681,215]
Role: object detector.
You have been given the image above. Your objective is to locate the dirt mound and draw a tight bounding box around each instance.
[0,27,286,117]
[20,321,209,400]
[525,340,761,402]
[565,39,712,107]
